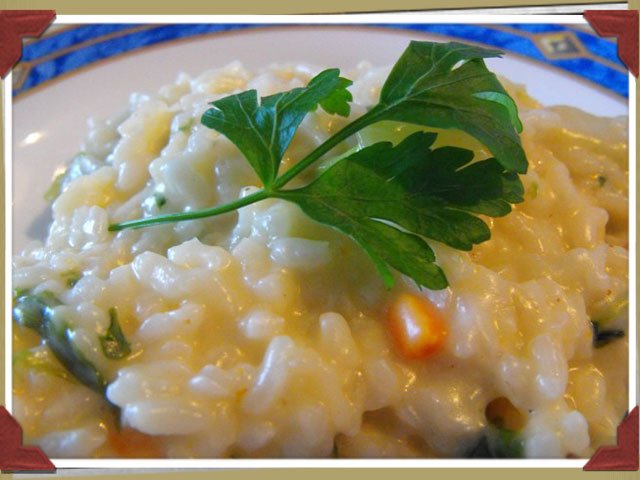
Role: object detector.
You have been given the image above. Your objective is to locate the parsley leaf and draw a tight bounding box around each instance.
[279,131,522,289]
[201,68,353,187]
[99,308,131,359]
[110,40,528,291]
[370,41,527,173]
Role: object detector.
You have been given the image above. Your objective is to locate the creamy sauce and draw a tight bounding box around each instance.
[12,63,628,458]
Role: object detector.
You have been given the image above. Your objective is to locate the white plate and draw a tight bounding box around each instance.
[13,25,628,251]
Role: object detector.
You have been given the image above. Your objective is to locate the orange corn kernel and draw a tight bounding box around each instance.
[388,293,447,359]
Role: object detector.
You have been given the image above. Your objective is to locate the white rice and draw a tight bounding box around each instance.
[12,60,628,459]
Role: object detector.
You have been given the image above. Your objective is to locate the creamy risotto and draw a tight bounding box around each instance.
[12,58,628,459]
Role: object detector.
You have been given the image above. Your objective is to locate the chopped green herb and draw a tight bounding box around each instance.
[109,40,527,290]
[529,181,539,199]
[591,320,625,348]
[466,426,524,458]
[44,153,105,203]
[99,308,131,360]
[597,175,607,187]
[178,118,195,133]
[44,172,65,202]
[12,291,107,393]
[12,287,31,302]
[60,270,82,288]
[154,193,167,208]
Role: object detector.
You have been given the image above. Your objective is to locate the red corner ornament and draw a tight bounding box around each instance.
[0,406,56,473]
[0,10,55,79]
[584,406,639,471]
[584,9,639,77]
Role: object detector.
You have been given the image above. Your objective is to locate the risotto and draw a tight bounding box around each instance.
[12,51,628,459]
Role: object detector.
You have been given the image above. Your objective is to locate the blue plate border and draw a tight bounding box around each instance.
[14,23,627,98]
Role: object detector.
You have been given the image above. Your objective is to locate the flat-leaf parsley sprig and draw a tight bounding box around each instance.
[109,40,527,289]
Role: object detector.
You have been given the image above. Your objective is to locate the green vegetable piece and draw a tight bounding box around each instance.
[44,153,105,203]
[60,270,82,288]
[466,426,524,458]
[597,175,607,187]
[154,193,167,208]
[371,41,527,173]
[178,118,195,133]
[44,319,107,393]
[492,427,525,457]
[201,68,353,186]
[13,291,59,331]
[99,308,131,360]
[279,131,523,289]
[44,173,65,203]
[12,291,107,394]
[12,287,31,303]
[591,320,625,348]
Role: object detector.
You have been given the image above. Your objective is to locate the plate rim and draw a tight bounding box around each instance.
[14,23,628,104]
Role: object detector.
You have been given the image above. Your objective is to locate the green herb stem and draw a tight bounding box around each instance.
[273,111,380,189]
[103,41,528,290]
[109,189,270,231]
[108,113,378,232]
